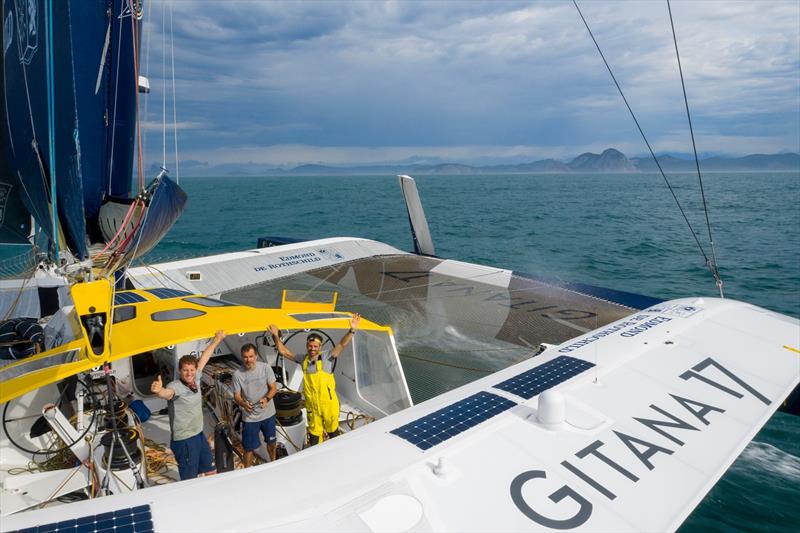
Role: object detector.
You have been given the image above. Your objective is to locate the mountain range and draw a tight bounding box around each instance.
[175,149,800,176]
[274,149,799,175]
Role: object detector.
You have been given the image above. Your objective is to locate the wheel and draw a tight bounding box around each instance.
[2,376,100,456]
[280,328,338,372]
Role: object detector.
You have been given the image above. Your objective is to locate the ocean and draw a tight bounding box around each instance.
[145,171,799,532]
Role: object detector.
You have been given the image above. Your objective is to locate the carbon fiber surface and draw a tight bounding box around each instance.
[223,254,638,402]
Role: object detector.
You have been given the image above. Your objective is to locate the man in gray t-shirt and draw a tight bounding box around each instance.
[151,330,225,480]
[233,343,277,466]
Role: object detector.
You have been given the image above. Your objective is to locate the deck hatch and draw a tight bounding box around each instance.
[389,391,515,450]
[144,288,192,300]
[290,312,351,321]
[151,308,206,321]
[114,291,147,305]
[493,355,594,399]
[9,504,154,533]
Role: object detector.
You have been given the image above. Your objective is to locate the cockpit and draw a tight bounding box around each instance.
[0,287,413,506]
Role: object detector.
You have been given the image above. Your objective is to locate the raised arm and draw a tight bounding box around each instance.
[198,330,225,373]
[268,324,296,362]
[331,313,360,359]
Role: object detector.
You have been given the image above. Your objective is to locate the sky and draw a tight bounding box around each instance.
[137,0,800,174]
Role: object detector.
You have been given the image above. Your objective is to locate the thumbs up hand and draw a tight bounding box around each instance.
[151,375,163,394]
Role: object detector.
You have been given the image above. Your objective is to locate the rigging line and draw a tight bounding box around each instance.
[169,1,180,184]
[92,198,141,258]
[122,192,155,271]
[113,178,166,278]
[140,263,195,292]
[97,199,146,267]
[571,1,713,273]
[667,0,723,297]
[108,0,127,195]
[161,0,167,169]
[106,199,147,268]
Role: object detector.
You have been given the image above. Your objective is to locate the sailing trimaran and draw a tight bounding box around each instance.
[1,1,797,532]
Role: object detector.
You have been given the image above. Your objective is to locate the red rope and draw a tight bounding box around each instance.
[92,197,142,258]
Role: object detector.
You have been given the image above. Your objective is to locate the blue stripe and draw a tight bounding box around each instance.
[512,270,662,310]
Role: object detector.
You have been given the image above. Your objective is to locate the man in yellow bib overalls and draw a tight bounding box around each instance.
[268,314,360,446]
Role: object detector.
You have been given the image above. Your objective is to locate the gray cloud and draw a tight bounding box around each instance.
[138,0,800,170]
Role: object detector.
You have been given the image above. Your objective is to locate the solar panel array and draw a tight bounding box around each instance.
[9,505,153,533]
[114,291,147,305]
[493,355,594,399]
[144,288,192,300]
[390,391,516,450]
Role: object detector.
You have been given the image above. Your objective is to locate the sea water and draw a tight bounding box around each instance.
[146,171,799,532]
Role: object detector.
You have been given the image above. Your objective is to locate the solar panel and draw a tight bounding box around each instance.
[144,288,192,300]
[390,391,516,450]
[494,355,594,399]
[8,504,154,533]
[114,291,147,305]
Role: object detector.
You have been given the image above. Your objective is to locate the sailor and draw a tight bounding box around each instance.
[150,330,225,480]
[268,314,360,446]
[232,343,278,466]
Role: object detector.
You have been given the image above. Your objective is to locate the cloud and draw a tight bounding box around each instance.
[135,0,800,167]
[138,120,209,132]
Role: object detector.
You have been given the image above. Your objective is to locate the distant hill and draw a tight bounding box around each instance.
[483,159,571,173]
[179,150,799,176]
[632,152,800,172]
[568,148,636,172]
[277,150,798,175]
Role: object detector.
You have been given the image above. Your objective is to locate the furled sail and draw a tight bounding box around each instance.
[2,0,60,251]
[71,0,141,228]
[52,1,88,259]
[68,0,113,227]
[2,0,186,272]
[105,0,140,203]
[1,0,95,259]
